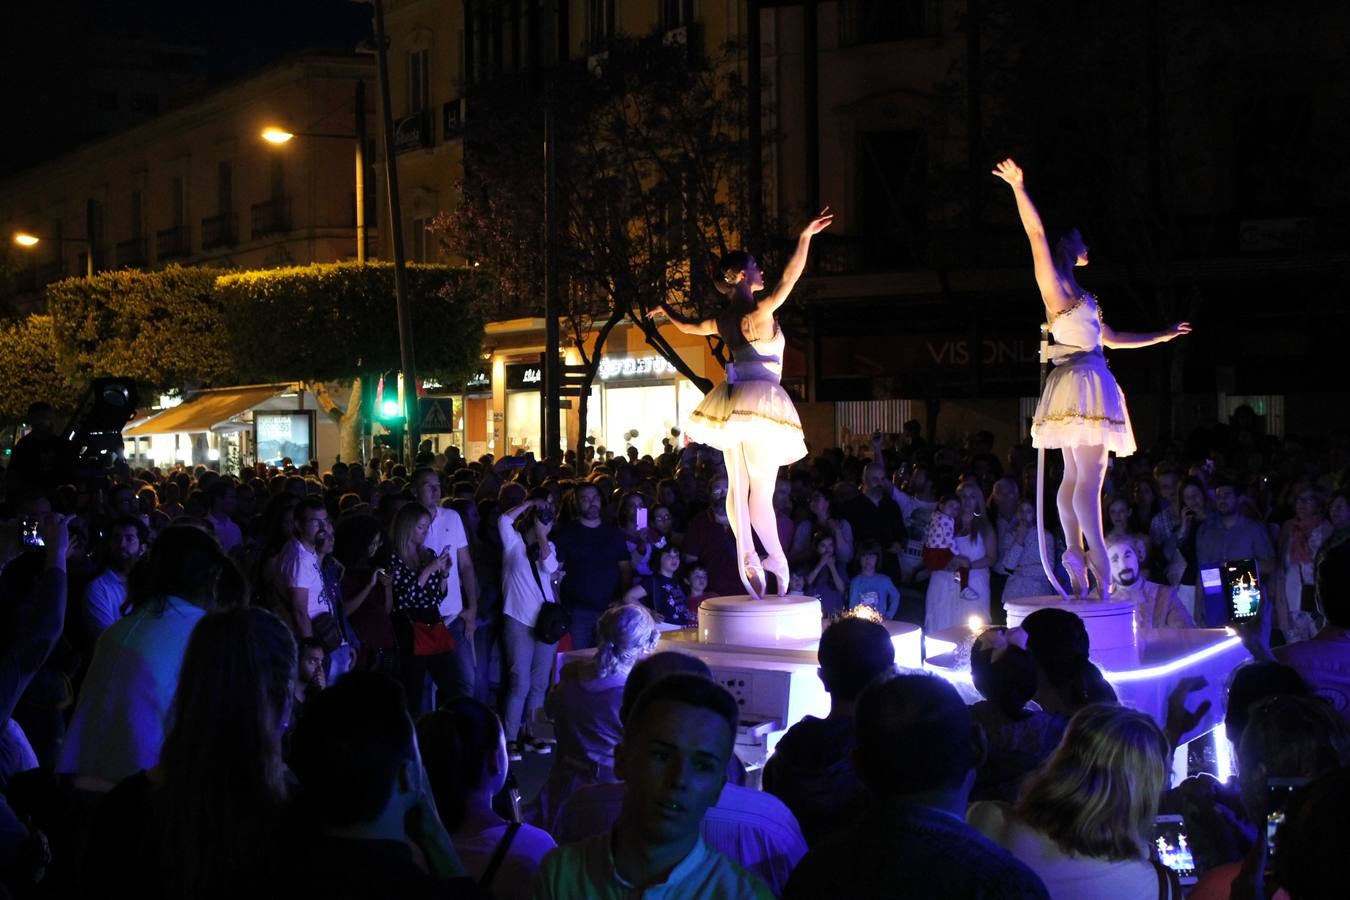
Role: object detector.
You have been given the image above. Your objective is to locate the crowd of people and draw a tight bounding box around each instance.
[0,398,1348,898]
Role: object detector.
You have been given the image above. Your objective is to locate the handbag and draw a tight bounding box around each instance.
[529,548,570,644]
[410,619,457,656]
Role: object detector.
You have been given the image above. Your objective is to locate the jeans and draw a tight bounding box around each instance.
[501,615,556,742]
[473,616,500,705]
[397,615,475,714]
[568,608,601,651]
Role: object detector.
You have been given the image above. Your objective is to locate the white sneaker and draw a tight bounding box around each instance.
[960,587,981,602]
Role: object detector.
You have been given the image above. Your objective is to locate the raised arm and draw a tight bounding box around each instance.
[992,159,1072,312]
[759,207,834,315]
[645,302,717,336]
[1102,321,1191,350]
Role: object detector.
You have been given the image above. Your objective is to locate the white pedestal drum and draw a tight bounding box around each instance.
[698,595,824,650]
[1004,596,1138,669]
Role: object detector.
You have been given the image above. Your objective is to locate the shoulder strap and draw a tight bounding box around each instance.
[480,821,522,889]
[528,551,551,605]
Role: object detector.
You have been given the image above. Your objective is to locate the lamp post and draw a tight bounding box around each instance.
[261,81,369,263]
[12,231,94,278]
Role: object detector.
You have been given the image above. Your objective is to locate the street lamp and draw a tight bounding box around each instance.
[259,81,369,263]
[12,230,93,278]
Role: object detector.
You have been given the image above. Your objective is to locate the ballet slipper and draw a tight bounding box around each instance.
[1061,549,1089,600]
[741,554,767,600]
[1087,554,1113,600]
[763,554,790,597]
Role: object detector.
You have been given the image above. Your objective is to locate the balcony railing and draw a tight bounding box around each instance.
[251,198,292,237]
[115,237,147,268]
[156,224,192,260]
[201,212,238,249]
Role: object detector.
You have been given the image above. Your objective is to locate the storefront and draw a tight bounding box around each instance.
[592,352,704,459]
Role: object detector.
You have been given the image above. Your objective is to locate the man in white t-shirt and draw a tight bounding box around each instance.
[83,516,147,644]
[279,497,330,638]
[413,468,480,698]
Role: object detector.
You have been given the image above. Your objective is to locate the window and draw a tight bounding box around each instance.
[170,176,185,228]
[660,0,693,31]
[587,0,614,50]
[408,47,430,114]
[859,130,927,267]
[840,0,930,46]
[130,191,143,238]
[270,156,285,201]
[410,216,431,263]
[217,161,233,214]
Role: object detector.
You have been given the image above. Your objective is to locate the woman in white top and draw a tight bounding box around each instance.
[499,496,560,756]
[968,704,1177,899]
[417,699,557,900]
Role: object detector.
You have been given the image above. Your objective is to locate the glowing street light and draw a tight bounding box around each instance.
[12,229,93,278]
[260,127,295,144]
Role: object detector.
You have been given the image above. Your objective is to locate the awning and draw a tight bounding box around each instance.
[124,384,294,437]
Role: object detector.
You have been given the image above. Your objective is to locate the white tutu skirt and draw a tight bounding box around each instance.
[684,380,808,468]
[1032,352,1136,457]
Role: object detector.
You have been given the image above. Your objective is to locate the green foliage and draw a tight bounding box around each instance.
[215,261,486,385]
[46,265,231,391]
[0,315,82,424]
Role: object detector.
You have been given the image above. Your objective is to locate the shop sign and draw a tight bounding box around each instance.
[505,363,543,390]
[598,354,675,381]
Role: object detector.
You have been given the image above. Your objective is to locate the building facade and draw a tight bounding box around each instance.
[1,54,377,315]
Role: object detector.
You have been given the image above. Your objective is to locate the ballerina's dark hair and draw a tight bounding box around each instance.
[715,250,754,297]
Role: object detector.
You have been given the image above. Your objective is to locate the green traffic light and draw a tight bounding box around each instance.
[381,400,400,418]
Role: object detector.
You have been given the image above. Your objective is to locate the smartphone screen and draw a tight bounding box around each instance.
[1223,559,1261,623]
[21,519,44,548]
[635,508,648,531]
[1265,777,1310,871]
[1153,815,1197,885]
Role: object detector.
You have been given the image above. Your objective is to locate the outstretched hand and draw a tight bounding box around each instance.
[1164,675,1212,747]
[643,305,664,320]
[1162,321,1192,341]
[801,206,833,238]
[991,158,1024,188]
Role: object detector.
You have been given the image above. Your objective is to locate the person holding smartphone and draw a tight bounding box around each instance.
[388,503,456,714]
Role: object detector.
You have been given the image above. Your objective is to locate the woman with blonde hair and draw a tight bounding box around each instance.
[969,704,1178,898]
[387,502,456,713]
[534,603,658,828]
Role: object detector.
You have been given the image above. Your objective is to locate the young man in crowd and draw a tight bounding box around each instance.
[1195,476,1276,626]
[552,652,807,895]
[412,467,479,698]
[82,515,146,643]
[278,496,330,639]
[784,673,1049,898]
[534,673,773,898]
[552,481,631,649]
[762,616,894,845]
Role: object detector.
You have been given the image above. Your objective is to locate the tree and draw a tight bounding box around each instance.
[433,35,756,460]
[0,315,82,426]
[46,265,232,392]
[216,261,488,461]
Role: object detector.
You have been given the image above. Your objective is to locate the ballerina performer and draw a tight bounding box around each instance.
[647,208,834,599]
[993,159,1190,598]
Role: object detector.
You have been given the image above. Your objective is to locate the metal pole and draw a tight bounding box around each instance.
[372,0,418,465]
[85,198,95,278]
[543,106,562,461]
[355,80,367,264]
[747,0,763,241]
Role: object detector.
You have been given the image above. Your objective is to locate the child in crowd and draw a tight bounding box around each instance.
[924,494,977,601]
[848,542,900,619]
[623,543,694,628]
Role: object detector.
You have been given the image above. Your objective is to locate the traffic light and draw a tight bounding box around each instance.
[372,377,405,450]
